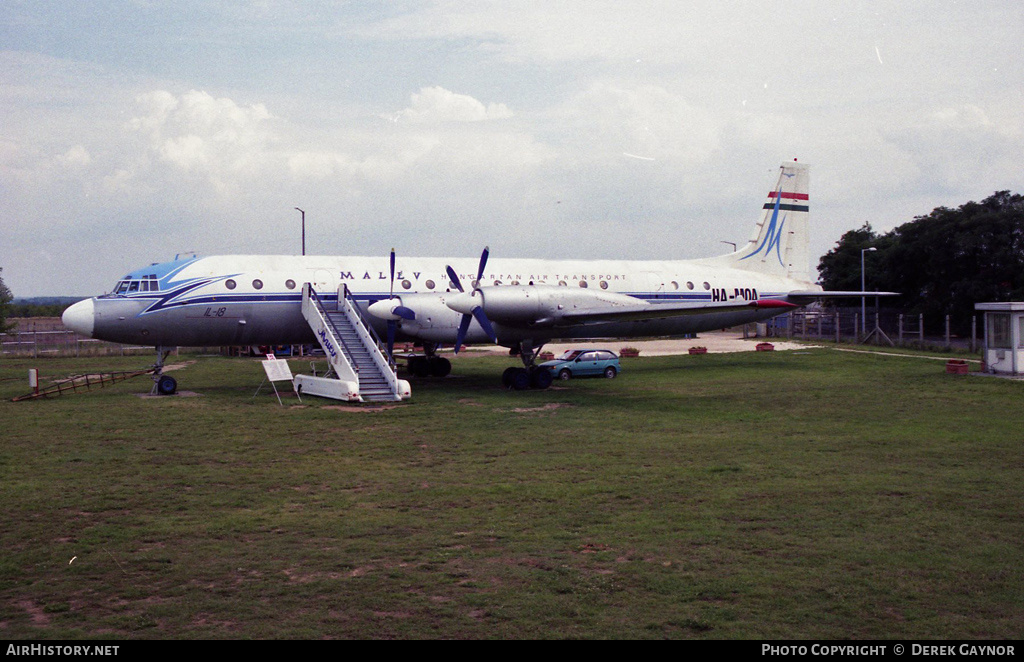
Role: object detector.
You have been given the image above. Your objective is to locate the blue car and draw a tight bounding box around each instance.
[540,349,622,381]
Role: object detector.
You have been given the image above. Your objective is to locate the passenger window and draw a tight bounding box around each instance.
[425,279,435,289]
[285,279,296,290]
[252,279,263,290]
[225,279,237,290]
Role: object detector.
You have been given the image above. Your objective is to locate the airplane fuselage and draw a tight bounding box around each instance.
[69,253,810,349]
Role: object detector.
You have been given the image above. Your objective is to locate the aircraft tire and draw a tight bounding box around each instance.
[429,357,452,377]
[530,368,553,390]
[409,357,431,378]
[511,369,531,391]
[157,375,177,395]
[502,367,520,388]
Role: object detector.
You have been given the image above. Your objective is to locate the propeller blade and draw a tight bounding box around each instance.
[389,248,396,298]
[471,306,498,343]
[446,265,464,293]
[454,314,472,354]
[475,246,490,285]
[392,305,416,321]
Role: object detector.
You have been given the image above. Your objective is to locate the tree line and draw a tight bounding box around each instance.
[818,191,1024,335]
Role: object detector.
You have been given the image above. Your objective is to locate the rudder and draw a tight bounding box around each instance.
[730,161,810,281]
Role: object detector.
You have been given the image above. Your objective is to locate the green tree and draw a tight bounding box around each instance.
[818,191,1024,334]
[0,268,13,333]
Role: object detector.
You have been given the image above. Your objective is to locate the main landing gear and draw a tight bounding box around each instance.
[405,342,452,378]
[502,341,553,391]
[151,346,177,395]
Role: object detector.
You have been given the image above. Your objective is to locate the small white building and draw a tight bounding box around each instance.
[976,302,1024,376]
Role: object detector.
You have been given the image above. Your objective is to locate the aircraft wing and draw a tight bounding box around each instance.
[554,298,798,326]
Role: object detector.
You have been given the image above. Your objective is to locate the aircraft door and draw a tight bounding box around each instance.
[644,272,665,299]
[311,269,334,295]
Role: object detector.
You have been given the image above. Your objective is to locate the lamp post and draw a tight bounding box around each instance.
[294,208,305,256]
[861,247,877,335]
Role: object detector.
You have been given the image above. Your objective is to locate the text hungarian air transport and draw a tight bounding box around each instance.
[62,161,890,401]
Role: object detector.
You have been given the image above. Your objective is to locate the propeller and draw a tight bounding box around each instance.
[446,246,498,353]
[382,248,416,359]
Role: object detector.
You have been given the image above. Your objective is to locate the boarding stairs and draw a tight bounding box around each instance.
[296,283,410,402]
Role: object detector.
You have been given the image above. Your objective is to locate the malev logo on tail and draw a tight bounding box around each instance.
[740,190,787,267]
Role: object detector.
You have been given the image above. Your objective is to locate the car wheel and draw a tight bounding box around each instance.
[558,369,571,381]
[603,366,617,379]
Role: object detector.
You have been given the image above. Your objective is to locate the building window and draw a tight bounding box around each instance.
[988,313,1011,349]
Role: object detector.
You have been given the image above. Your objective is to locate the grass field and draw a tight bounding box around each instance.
[1,348,1022,639]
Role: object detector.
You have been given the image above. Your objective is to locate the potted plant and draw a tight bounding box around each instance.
[619,347,640,358]
[688,346,707,355]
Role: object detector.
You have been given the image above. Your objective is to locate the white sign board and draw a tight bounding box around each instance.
[261,358,294,382]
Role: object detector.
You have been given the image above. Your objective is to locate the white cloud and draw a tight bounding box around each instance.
[387,86,513,124]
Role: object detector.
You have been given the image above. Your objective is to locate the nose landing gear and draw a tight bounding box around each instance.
[151,347,177,395]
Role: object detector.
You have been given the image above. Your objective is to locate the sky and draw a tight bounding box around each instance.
[2,0,1022,297]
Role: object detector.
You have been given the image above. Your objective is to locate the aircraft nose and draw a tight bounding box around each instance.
[62,298,95,337]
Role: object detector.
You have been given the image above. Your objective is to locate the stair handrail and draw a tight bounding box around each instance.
[340,283,396,371]
[307,284,359,374]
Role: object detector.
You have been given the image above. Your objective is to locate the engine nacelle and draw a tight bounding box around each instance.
[368,292,493,343]
[448,285,640,326]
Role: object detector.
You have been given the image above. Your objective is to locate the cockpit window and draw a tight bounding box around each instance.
[114,277,160,294]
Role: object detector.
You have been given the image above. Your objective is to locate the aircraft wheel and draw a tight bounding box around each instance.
[603,366,617,379]
[530,368,553,390]
[502,367,520,388]
[429,357,452,377]
[511,369,531,391]
[409,357,431,378]
[558,369,572,381]
[156,375,177,395]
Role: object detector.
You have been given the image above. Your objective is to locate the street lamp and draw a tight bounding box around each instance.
[294,208,305,256]
[861,247,877,335]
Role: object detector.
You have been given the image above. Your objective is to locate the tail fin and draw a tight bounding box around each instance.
[723,161,810,281]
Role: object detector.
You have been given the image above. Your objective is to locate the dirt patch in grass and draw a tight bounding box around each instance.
[510,403,573,413]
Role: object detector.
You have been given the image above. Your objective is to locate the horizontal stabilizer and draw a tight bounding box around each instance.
[786,290,900,301]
